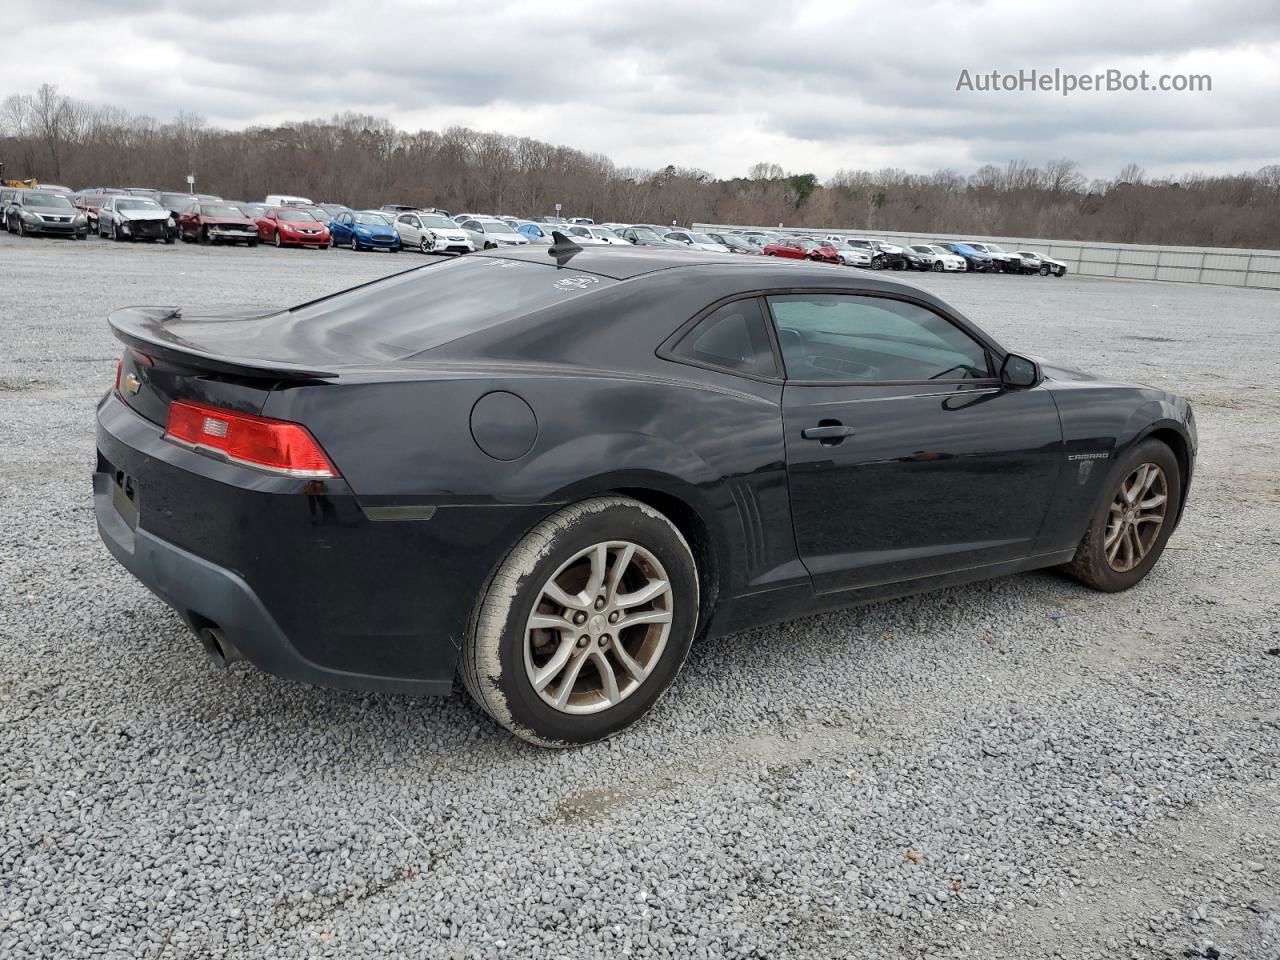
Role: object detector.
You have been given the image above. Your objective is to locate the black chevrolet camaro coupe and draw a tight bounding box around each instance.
[95,239,1196,746]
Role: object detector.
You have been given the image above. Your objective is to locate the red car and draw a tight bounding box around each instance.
[177,202,260,246]
[72,193,115,232]
[762,237,840,263]
[256,207,330,248]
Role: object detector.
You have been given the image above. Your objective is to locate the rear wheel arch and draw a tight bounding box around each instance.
[613,485,720,636]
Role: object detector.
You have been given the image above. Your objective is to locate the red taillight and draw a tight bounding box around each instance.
[164,400,339,478]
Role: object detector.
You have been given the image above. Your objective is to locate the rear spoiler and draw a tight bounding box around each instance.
[108,306,339,381]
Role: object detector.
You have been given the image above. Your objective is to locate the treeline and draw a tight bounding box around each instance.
[4,83,1279,249]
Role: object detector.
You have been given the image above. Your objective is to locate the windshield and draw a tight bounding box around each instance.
[278,209,317,222]
[288,258,617,357]
[420,215,455,229]
[201,204,245,218]
[26,193,73,209]
[238,205,265,217]
[829,241,855,251]
[686,232,716,244]
[354,213,389,225]
[984,244,1006,253]
[117,199,162,211]
[479,220,517,235]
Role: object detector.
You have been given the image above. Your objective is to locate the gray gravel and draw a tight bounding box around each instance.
[2,234,1278,960]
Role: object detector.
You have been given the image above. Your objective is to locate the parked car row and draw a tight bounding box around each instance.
[0,183,1069,276]
[739,230,1068,276]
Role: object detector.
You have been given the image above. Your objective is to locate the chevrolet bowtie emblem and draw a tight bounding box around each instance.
[123,372,141,395]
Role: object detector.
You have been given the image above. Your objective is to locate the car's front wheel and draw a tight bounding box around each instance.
[1066,438,1182,592]
[461,496,699,747]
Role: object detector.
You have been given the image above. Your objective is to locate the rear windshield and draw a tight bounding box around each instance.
[287,257,616,357]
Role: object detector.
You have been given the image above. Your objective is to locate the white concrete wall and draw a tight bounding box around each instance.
[692,223,1280,290]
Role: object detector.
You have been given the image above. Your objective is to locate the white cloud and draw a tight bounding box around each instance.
[2,0,1277,179]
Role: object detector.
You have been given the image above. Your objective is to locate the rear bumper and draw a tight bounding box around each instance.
[93,394,543,697]
[95,475,354,688]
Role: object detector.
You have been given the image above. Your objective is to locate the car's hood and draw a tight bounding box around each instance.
[27,205,80,216]
[117,208,169,221]
[429,226,470,238]
[353,223,393,233]
[201,216,256,227]
[1028,354,1097,382]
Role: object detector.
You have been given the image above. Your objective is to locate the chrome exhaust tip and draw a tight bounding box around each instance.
[197,627,243,669]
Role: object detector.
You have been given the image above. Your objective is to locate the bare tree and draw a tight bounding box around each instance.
[2,81,1277,248]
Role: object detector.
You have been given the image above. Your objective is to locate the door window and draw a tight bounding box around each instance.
[768,294,991,383]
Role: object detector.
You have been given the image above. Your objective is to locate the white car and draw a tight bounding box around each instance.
[826,240,873,267]
[392,211,476,254]
[460,217,530,248]
[264,193,313,207]
[912,244,967,272]
[663,229,730,253]
[1015,250,1068,277]
[568,225,630,245]
[97,195,175,242]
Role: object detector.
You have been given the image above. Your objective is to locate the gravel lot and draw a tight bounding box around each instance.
[2,233,1278,960]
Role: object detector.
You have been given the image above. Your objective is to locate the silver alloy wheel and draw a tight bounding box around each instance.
[523,541,673,715]
[1104,462,1169,572]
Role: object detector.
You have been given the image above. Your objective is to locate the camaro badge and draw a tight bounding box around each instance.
[123,372,141,395]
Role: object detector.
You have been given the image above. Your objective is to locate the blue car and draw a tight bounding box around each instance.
[328,211,401,252]
[517,222,556,243]
[938,242,993,272]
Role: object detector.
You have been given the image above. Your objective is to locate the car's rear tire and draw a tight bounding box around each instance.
[460,496,699,747]
[1065,438,1182,592]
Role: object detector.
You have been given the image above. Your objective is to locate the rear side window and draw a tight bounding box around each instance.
[287,257,616,358]
[669,299,778,378]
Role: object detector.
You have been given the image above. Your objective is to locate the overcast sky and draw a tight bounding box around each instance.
[4,0,1278,181]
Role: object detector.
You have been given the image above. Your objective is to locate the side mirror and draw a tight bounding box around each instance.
[1000,353,1041,389]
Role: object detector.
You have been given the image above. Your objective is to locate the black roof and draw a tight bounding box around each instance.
[473,244,932,293]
